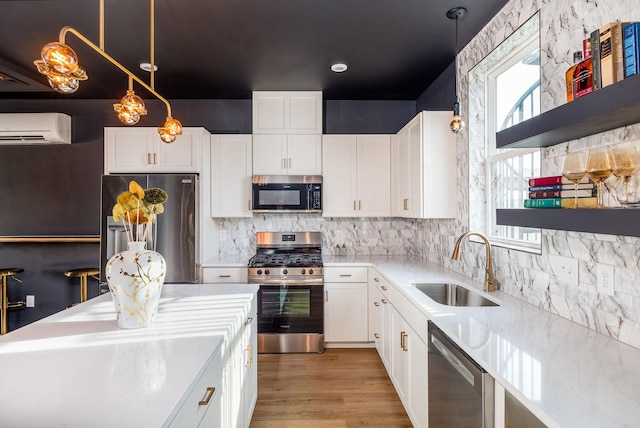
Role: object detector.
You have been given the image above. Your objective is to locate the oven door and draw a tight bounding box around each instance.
[257,283,324,334]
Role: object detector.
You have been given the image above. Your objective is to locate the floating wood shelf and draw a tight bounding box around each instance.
[496,209,640,238]
[496,73,640,149]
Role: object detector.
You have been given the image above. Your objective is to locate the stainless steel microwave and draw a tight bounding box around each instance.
[252,175,322,213]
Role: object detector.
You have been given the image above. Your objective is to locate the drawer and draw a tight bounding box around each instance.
[202,267,247,283]
[324,266,368,283]
[167,351,223,427]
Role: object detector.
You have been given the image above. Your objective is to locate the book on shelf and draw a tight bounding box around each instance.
[600,21,629,87]
[624,22,640,77]
[528,188,595,199]
[528,183,595,192]
[527,175,590,186]
[590,28,602,90]
[524,197,598,208]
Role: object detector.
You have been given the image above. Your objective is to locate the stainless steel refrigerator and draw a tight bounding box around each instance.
[100,174,198,285]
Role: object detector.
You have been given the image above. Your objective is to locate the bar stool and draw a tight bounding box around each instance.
[1,268,24,335]
[65,268,100,305]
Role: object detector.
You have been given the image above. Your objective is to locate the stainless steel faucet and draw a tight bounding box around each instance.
[451,231,498,292]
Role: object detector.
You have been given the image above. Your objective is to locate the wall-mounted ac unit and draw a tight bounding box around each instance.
[0,113,71,144]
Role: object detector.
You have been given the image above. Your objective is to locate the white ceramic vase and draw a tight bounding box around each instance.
[105,241,166,329]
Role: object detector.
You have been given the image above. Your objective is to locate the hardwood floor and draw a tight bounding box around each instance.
[249,348,413,428]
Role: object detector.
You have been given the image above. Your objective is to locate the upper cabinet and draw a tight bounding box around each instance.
[391,111,457,219]
[104,127,207,173]
[322,134,391,217]
[252,134,322,175]
[211,134,253,218]
[252,91,323,135]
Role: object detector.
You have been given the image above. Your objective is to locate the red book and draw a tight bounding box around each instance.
[528,175,590,187]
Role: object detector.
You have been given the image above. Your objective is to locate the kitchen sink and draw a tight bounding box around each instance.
[412,283,499,307]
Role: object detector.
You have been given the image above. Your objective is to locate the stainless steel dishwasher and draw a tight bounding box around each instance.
[428,322,494,427]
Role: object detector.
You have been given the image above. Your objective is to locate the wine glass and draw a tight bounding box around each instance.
[611,144,640,204]
[586,147,614,208]
[561,151,588,208]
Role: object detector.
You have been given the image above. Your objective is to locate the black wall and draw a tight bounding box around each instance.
[0,96,418,331]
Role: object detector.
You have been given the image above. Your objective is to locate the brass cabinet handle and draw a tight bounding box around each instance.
[340,274,352,277]
[373,301,380,307]
[147,153,153,165]
[282,158,287,169]
[381,285,388,291]
[325,290,328,302]
[359,200,362,210]
[374,333,380,339]
[403,198,409,210]
[199,387,216,406]
[246,344,253,367]
[245,316,253,326]
[381,298,387,304]
[218,274,231,278]
[288,158,292,169]
[373,277,380,282]
[354,200,357,210]
[400,331,408,351]
[248,200,252,210]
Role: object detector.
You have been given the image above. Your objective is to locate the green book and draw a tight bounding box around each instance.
[524,197,597,208]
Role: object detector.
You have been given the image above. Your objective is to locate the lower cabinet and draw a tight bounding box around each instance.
[374,270,428,428]
[324,267,369,343]
[201,266,248,284]
[167,291,257,428]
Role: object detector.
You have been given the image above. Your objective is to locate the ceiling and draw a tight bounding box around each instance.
[0,0,509,101]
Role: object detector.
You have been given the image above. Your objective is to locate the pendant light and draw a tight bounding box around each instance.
[447,6,467,134]
[33,0,182,142]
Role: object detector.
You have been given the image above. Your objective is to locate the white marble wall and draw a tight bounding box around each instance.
[215,215,421,257]
[423,0,640,350]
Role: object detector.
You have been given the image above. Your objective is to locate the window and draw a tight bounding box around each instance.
[469,15,541,252]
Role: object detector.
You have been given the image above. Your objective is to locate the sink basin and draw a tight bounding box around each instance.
[412,283,499,307]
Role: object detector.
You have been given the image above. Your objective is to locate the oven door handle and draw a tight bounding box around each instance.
[250,278,324,286]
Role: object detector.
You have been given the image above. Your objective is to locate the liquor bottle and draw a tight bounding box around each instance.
[566,51,583,102]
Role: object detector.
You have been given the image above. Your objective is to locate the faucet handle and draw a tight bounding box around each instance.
[485,276,498,292]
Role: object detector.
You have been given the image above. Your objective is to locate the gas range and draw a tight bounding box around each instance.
[247,232,323,284]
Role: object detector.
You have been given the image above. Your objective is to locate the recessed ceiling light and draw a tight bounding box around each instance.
[139,62,158,72]
[331,62,348,73]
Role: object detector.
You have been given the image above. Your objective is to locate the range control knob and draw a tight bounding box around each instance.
[257,269,262,275]
[283,269,288,275]
[265,269,270,275]
[301,268,306,275]
[309,269,314,275]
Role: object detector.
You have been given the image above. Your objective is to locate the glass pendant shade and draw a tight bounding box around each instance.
[114,90,147,125]
[158,117,183,143]
[40,42,80,74]
[46,73,80,94]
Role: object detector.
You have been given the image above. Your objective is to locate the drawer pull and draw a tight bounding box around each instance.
[246,344,253,367]
[400,331,408,352]
[245,316,253,326]
[374,333,380,339]
[340,274,352,277]
[381,299,387,304]
[381,285,388,291]
[374,277,380,282]
[199,387,216,406]
[373,301,380,307]
[218,274,231,278]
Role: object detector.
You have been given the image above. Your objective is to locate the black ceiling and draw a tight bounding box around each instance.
[0,0,509,101]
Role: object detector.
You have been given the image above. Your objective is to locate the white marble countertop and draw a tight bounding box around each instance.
[0,283,258,428]
[324,255,640,428]
[202,255,248,267]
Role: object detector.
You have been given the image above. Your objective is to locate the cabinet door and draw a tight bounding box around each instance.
[201,267,248,283]
[156,128,201,173]
[407,333,428,428]
[390,307,409,402]
[357,135,391,217]
[253,91,322,134]
[322,135,358,217]
[406,116,423,218]
[211,135,253,218]
[288,92,322,134]
[324,282,368,342]
[242,297,258,427]
[104,127,154,173]
[252,134,287,174]
[380,290,392,370]
[287,135,322,175]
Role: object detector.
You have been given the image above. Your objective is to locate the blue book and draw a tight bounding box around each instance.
[623,23,640,77]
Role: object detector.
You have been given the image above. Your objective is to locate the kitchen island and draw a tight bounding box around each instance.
[0,283,258,428]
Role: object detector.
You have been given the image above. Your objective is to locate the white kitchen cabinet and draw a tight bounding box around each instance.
[201,267,248,283]
[210,134,253,218]
[252,91,322,135]
[105,127,207,173]
[252,134,321,175]
[324,267,369,343]
[391,111,457,218]
[322,135,390,217]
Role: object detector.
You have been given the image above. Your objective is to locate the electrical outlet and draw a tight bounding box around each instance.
[597,264,615,296]
[26,295,35,307]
